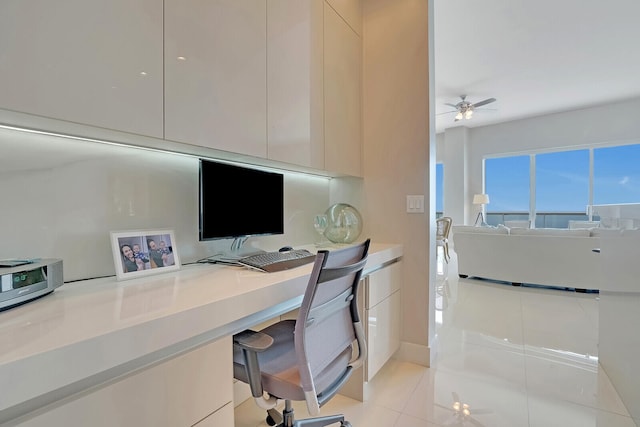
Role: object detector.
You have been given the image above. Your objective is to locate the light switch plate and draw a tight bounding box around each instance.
[406,195,424,213]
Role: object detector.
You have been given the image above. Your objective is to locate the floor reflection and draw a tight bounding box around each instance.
[434,391,493,427]
[235,249,638,427]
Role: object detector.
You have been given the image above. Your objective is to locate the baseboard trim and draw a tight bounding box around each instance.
[393,341,433,367]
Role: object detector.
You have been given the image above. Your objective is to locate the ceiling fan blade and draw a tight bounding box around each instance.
[444,103,459,108]
[437,111,458,116]
[468,417,486,427]
[472,98,496,108]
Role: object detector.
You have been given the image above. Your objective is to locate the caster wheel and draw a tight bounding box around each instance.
[341,422,352,427]
[266,414,276,426]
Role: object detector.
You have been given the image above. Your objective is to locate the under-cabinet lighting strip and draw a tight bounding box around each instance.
[0,123,332,180]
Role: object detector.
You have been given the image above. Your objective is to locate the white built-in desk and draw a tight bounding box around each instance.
[0,243,402,426]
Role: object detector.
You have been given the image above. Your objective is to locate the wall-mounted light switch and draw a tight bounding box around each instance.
[406,195,424,213]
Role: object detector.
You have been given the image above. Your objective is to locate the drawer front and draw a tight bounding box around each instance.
[366,261,402,309]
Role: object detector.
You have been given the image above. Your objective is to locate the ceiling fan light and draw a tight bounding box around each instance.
[455,111,463,121]
[465,109,473,119]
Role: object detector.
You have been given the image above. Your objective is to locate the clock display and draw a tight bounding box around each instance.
[12,267,46,289]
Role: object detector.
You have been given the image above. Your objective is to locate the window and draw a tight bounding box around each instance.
[594,144,640,205]
[483,145,640,228]
[485,155,530,213]
[536,150,589,212]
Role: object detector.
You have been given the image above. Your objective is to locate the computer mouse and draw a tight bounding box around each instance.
[279,246,294,252]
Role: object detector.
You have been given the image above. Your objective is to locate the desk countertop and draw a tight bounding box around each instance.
[0,242,402,423]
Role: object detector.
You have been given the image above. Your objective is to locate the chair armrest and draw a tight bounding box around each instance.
[233,329,276,403]
[233,329,274,352]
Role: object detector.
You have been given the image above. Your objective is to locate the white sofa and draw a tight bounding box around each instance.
[451,225,602,290]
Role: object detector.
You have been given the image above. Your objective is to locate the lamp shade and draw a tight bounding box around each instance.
[473,194,490,205]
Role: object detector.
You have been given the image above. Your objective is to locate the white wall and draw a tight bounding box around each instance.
[439,97,640,225]
[0,128,332,282]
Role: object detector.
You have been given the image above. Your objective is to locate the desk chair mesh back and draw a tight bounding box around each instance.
[233,239,370,427]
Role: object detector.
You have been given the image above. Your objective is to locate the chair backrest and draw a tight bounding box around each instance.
[294,239,370,415]
[436,217,452,239]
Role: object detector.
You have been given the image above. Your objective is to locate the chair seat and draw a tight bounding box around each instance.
[233,320,306,401]
[233,319,354,403]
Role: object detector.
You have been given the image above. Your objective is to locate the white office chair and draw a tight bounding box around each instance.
[233,239,370,427]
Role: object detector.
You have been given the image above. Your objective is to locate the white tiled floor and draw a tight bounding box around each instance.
[234,251,637,427]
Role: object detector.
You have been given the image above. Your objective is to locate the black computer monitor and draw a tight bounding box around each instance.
[199,159,284,243]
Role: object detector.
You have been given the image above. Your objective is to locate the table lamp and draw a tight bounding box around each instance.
[473,193,490,226]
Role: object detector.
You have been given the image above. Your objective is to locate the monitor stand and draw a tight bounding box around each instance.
[205,236,265,265]
[230,236,249,253]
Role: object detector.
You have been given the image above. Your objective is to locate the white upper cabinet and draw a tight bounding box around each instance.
[324,2,362,177]
[0,0,163,138]
[165,0,267,158]
[325,0,362,36]
[268,1,362,176]
[267,1,324,169]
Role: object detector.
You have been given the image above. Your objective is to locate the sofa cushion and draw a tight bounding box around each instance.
[504,220,530,229]
[593,228,640,238]
[568,220,600,229]
[509,228,591,237]
[452,225,509,235]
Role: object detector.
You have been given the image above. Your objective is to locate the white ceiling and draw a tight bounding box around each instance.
[434,0,640,134]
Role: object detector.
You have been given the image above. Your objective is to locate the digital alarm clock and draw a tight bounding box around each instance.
[0,259,63,311]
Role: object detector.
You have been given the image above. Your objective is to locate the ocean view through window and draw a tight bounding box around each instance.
[483,143,640,228]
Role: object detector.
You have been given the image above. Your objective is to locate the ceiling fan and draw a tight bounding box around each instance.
[442,95,497,122]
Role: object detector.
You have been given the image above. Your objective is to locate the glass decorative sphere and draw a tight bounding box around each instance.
[323,203,363,244]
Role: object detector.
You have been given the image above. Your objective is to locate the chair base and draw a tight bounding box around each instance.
[267,400,351,427]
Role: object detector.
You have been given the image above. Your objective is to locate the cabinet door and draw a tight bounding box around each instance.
[325,0,362,36]
[365,261,402,381]
[0,0,163,138]
[193,402,234,426]
[324,2,362,177]
[267,1,324,169]
[18,337,233,427]
[366,290,401,381]
[165,0,267,158]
